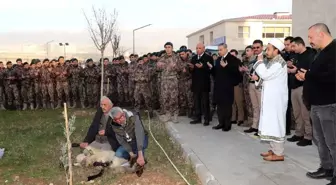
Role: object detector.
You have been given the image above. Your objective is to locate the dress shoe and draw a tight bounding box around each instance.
[237,121,244,126]
[244,127,258,133]
[263,154,284,161]
[203,121,209,126]
[190,119,201,124]
[212,124,223,130]
[231,120,237,124]
[297,139,312,147]
[222,127,231,132]
[254,132,259,136]
[327,176,336,185]
[260,150,274,157]
[287,135,303,142]
[286,132,291,136]
[306,167,334,179]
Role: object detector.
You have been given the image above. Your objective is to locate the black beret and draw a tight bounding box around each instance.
[23,62,29,65]
[6,61,12,65]
[179,45,187,50]
[35,59,41,63]
[187,49,192,53]
[164,42,173,47]
[51,59,57,62]
[143,54,148,58]
[43,59,49,63]
[86,58,93,63]
[16,58,22,62]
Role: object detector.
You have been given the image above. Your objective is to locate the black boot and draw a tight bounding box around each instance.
[212,124,223,130]
[306,167,334,179]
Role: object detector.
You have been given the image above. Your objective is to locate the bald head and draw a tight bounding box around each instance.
[308,23,333,50]
[196,43,205,55]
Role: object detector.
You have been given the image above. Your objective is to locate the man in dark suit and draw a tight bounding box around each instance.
[190,43,214,126]
[212,43,241,131]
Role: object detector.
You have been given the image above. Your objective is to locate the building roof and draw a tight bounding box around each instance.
[187,12,292,37]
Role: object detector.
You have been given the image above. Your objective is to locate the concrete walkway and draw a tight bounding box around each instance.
[166,116,329,185]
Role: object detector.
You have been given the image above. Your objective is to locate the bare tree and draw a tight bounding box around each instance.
[83,6,117,99]
[117,47,131,56]
[111,33,121,58]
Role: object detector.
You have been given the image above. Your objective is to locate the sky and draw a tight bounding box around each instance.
[0,0,292,54]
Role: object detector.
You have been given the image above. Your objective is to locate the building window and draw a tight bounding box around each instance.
[262,27,291,38]
[199,35,204,44]
[238,26,250,38]
[210,31,214,44]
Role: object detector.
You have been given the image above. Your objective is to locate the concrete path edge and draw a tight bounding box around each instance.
[165,122,221,185]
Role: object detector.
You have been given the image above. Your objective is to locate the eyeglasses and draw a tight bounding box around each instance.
[113,114,125,122]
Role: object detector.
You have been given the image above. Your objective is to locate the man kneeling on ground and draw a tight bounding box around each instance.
[78,96,120,165]
[109,107,148,168]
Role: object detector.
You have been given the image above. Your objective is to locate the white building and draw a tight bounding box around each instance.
[292,0,336,44]
[186,12,292,51]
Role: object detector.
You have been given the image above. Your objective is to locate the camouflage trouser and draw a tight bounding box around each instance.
[134,82,152,112]
[151,77,159,109]
[161,77,179,115]
[70,82,85,103]
[86,83,98,105]
[0,85,4,104]
[21,84,34,104]
[103,83,111,97]
[41,83,55,103]
[178,78,193,112]
[34,82,42,105]
[56,81,70,102]
[157,77,162,108]
[5,83,20,105]
[117,79,129,103]
[128,79,135,105]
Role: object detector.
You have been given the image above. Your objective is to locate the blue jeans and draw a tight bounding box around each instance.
[115,135,148,160]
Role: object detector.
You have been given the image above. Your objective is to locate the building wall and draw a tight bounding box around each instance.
[292,0,336,43]
[187,20,292,51]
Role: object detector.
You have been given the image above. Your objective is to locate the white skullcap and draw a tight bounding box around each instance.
[268,38,285,51]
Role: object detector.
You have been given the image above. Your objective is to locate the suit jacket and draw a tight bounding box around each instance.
[212,53,241,106]
[191,53,214,92]
[83,107,120,151]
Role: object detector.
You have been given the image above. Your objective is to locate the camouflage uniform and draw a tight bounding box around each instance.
[133,63,152,113]
[110,64,118,104]
[20,67,34,110]
[148,60,160,109]
[31,66,42,109]
[68,64,85,108]
[178,58,193,116]
[83,65,99,107]
[4,67,21,108]
[99,64,113,97]
[0,67,5,109]
[54,64,70,107]
[128,61,137,106]
[117,62,129,105]
[157,53,183,122]
[41,67,55,108]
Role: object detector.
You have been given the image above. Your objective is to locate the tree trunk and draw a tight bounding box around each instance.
[100,50,104,100]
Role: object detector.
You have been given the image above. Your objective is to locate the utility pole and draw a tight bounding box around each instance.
[133,24,152,54]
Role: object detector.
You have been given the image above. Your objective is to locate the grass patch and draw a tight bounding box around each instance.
[0,109,200,185]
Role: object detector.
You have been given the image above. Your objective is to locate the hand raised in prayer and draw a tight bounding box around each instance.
[239,66,248,72]
[98,130,105,136]
[287,60,293,67]
[287,65,297,74]
[296,68,307,81]
[187,63,194,68]
[183,68,187,73]
[80,142,88,149]
[257,54,264,61]
[195,63,203,68]
[220,60,227,68]
[207,62,213,69]
[251,74,259,81]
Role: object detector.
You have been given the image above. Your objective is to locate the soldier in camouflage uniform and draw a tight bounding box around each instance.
[40,59,56,109]
[148,53,160,110]
[128,54,137,107]
[68,58,85,108]
[54,56,70,108]
[178,49,194,117]
[110,58,119,105]
[4,61,21,110]
[31,59,43,109]
[133,57,153,117]
[99,58,113,97]
[20,62,34,110]
[117,56,129,105]
[83,59,100,108]
[0,61,6,110]
[157,42,184,123]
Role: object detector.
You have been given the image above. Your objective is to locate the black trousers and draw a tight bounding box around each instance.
[286,89,292,134]
[217,104,232,129]
[194,91,210,121]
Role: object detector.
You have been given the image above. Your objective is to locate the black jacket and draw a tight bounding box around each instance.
[212,53,241,106]
[191,53,214,92]
[303,39,336,106]
[83,107,120,151]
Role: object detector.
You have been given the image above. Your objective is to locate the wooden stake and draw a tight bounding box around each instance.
[64,103,73,185]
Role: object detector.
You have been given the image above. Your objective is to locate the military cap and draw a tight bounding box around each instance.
[86,58,93,63]
[119,56,125,60]
[23,62,29,65]
[164,42,173,47]
[143,54,148,58]
[58,56,64,61]
[51,59,57,62]
[16,58,22,62]
[43,58,49,63]
[35,59,41,63]
[6,61,12,65]
[179,45,187,50]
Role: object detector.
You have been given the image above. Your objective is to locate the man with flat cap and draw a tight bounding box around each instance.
[157,42,183,123]
[254,38,288,162]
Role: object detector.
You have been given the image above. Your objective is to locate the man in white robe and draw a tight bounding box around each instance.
[251,38,288,161]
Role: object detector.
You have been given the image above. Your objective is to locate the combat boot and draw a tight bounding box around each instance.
[22,103,28,111]
[42,102,47,109]
[81,102,86,108]
[0,104,6,110]
[30,104,34,110]
[16,104,21,111]
[50,102,55,109]
[35,103,40,110]
[55,101,62,109]
[187,108,194,118]
[66,101,71,108]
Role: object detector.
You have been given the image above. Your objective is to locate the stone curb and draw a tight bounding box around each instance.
[165,122,221,185]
